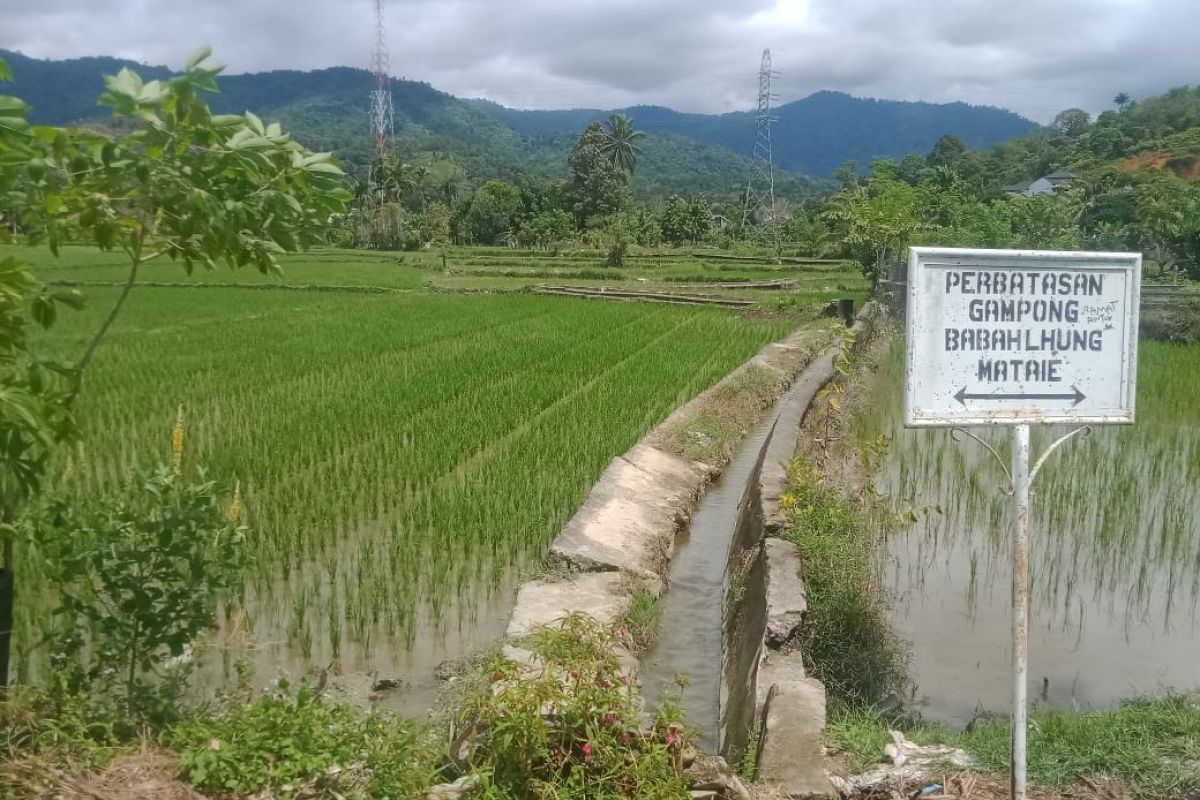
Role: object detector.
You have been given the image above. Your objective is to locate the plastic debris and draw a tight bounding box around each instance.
[829,731,973,796]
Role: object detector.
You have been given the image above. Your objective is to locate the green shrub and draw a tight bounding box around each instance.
[167,680,441,798]
[461,614,690,799]
[1,682,128,778]
[37,439,246,716]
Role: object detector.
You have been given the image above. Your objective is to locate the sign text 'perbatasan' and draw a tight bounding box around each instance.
[905,247,1141,427]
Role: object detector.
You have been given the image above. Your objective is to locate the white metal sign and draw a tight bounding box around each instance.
[905,247,1141,427]
[902,246,1142,800]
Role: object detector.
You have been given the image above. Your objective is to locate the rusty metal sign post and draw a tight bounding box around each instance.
[903,247,1141,800]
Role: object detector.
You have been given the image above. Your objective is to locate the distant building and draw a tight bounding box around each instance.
[1003,170,1078,198]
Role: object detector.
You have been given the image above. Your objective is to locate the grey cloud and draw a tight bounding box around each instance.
[1,0,1198,121]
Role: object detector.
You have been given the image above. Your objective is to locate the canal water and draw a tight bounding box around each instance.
[639,367,820,750]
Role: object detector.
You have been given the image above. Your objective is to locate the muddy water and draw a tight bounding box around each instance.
[194,574,516,717]
[876,400,1200,727]
[640,401,783,750]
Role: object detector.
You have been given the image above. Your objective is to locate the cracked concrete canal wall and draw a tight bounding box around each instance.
[721,302,881,798]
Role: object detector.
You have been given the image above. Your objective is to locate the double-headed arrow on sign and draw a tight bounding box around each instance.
[954,385,1086,407]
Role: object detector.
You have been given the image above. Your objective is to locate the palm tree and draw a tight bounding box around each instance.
[410,165,430,210]
[373,158,417,206]
[600,114,646,175]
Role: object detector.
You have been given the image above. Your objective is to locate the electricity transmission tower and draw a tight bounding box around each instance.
[742,49,780,250]
[361,0,395,246]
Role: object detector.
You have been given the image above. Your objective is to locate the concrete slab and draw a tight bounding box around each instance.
[754,649,807,710]
[763,538,807,647]
[547,443,707,581]
[756,673,835,799]
[505,572,627,638]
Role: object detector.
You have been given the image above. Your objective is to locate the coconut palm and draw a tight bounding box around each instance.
[600,114,646,175]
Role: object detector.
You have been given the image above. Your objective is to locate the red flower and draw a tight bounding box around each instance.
[582,742,593,762]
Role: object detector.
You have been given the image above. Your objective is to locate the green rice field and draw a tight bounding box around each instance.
[19,244,868,304]
[9,243,830,695]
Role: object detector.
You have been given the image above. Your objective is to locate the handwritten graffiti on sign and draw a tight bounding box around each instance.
[904,247,1141,427]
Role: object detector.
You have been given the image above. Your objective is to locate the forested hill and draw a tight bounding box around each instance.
[470,91,1037,177]
[1,50,819,198]
[1,49,1032,194]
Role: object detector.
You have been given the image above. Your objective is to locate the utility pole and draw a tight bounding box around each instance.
[742,49,780,252]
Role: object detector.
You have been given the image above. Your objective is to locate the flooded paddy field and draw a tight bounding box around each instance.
[859,338,1200,727]
[13,267,799,707]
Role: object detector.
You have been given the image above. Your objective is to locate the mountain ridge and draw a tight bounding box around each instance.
[1,49,1037,188]
[468,90,1037,176]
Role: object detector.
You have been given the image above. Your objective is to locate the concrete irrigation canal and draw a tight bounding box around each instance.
[499,302,880,797]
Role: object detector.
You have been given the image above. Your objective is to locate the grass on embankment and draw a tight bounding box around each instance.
[656,328,831,468]
[661,364,784,466]
[620,587,663,653]
[830,696,1200,797]
[778,458,906,709]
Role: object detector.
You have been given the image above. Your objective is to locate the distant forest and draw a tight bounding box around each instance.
[1,49,1034,199]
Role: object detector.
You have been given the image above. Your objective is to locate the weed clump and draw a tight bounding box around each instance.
[779,459,906,709]
[621,588,663,653]
[167,680,442,797]
[460,613,691,799]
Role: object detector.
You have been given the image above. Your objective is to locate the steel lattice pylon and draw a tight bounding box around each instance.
[360,0,396,247]
[742,49,780,249]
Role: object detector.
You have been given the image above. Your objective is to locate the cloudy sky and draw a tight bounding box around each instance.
[2,0,1197,122]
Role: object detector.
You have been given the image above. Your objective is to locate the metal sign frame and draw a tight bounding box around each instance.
[905,247,1141,427]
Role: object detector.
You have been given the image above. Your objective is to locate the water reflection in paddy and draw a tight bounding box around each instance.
[863,339,1200,726]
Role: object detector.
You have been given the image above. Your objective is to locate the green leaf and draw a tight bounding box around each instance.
[0,95,29,116]
[186,46,213,71]
[25,157,47,183]
[31,295,56,329]
[300,152,334,167]
[27,362,45,394]
[51,289,86,310]
[105,67,144,99]
[244,111,264,136]
[137,79,170,105]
